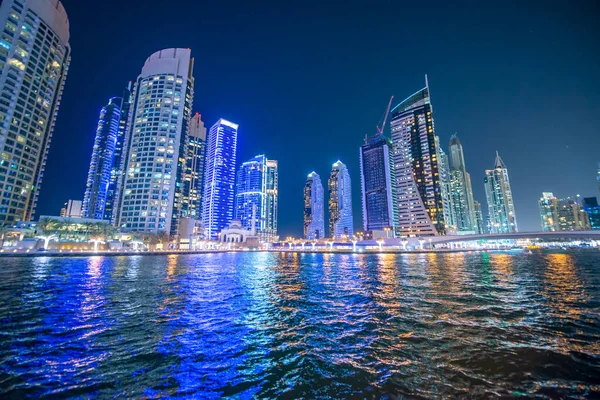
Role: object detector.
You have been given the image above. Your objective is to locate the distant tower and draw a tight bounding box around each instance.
[118,48,195,234]
[235,155,278,242]
[436,137,455,232]
[181,113,206,221]
[304,172,324,240]
[0,0,71,222]
[484,153,518,233]
[390,78,446,236]
[448,134,477,233]
[597,162,600,192]
[83,86,132,221]
[328,160,353,239]
[538,192,559,232]
[473,200,485,234]
[202,118,238,239]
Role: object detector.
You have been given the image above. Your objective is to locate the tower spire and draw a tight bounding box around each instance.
[425,74,429,88]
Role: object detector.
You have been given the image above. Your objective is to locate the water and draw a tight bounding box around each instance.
[0,251,599,398]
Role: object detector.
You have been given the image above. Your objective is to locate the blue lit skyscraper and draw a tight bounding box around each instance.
[328,160,353,238]
[359,135,398,236]
[82,85,132,221]
[202,118,238,239]
[235,155,278,242]
[304,171,324,240]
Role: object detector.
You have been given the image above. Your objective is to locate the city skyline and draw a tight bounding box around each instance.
[24,0,600,236]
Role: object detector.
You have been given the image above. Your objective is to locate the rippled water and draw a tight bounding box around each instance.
[1,251,599,398]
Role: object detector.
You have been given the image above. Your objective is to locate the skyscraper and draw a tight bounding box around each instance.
[235,155,278,242]
[0,0,70,222]
[473,200,485,234]
[582,197,600,230]
[436,137,455,232]
[390,78,446,236]
[82,89,131,220]
[557,197,590,231]
[304,171,324,240]
[181,113,206,221]
[328,160,353,239]
[118,48,195,235]
[484,152,518,233]
[359,135,398,235]
[538,192,559,232]
[202,118,238,239]
[448,134,477,233]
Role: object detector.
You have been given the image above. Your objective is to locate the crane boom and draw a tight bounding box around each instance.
[376,95,394,136]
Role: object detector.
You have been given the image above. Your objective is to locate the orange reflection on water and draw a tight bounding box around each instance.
[543,253,587,319]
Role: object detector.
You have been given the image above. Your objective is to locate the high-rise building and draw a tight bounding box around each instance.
[484,152,518,233]
[473,200,485,234]
[328,160,353,239]
[359,134,398,236]
[181,113,206,222]
[557,197,590,231]
[436,136,455,232]
[202,118,238,239]
[118,48,195,235]
[60,199,82,218]
[390,79,445,236]
[235,155,278,242]
[597,163,600,192]
[304,171,324,240]
[0,0,70,222]
[538,192,559,232]
[582,197,600,230]
[82,88,131,220]
[448,134,477,233]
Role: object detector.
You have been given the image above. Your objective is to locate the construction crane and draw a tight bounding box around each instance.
[376,95,394,136]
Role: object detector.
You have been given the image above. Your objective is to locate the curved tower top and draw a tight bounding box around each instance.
[28,0,70,44]
[141,48,193,79]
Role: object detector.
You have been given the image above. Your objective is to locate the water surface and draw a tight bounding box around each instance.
[1,251,599,398]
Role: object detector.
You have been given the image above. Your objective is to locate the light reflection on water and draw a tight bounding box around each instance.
[0,251,599,398]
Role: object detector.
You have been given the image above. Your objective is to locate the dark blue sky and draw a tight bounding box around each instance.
[39,0,600,236]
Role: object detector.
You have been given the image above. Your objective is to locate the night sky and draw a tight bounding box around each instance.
[38,0,600,236]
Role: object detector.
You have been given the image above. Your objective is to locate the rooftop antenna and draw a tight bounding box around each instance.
[425,74,429,88]
[376,96,394,136]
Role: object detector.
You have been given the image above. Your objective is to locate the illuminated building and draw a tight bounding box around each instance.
[304,171,324,240]
[557,197,590,231]
[538,192,559,232]
[235,155,278,242]
[60,199,82,218]
[484,152,518,233]
[359,134,398,236]
[582,197,600,230]
[328,160,353,238]
[436,137,455,232]
[0,0,70,222]
[473,200,485,234]
[390,78,446,236]
[181,113,206,222]
[202,118,238,239]
[82,87,132,220]
[448,134,477,233]
[118,48,195,235]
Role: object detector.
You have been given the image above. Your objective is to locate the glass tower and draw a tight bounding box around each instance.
[473,200,485,234]
[436,136,455,232]
[304,171,324,240]
[448,134,477,233]
[538,192,559,232]
[118,48,195,235]
[582,197,600,230]
[82,88,131,221]
[484,152,518,233]
[359,135,398,235]
[202,118,238,239]
[328,160,353,239]
[557,197,590,231]
[181,113,206,221]
[0,0,70,222]
[235,155,278,242]
[390,79,446,236]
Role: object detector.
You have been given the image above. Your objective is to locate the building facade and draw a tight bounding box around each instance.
[557,197,590,231]
[448,134,477,233]
[235,154,278,242]
[484,153,518,233]
[0,0,70,222]
[60,199,81,218]
[202,118,238,239]
[390,81,446,236]
[118,48,195,235]
[328,160,353,239]
[473,200,485,234]
[181,112,206,222]
[538,192,559,232]
[436,137,455,232]
[82,90,131,220]
[582,197,600,230]
[359,135,398,236]
[304,171,324,240]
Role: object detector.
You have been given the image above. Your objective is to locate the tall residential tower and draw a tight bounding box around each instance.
[448,134,477,233]
[328,160,353,238]
[181,113,206,221]
[118,48,195,234]
[484,152,518,233]
[304,171,324,240]
[202,118,238,239]
[0,0,70,222]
